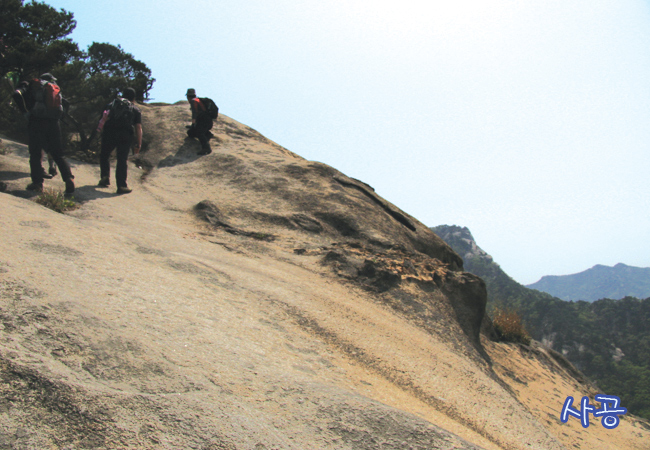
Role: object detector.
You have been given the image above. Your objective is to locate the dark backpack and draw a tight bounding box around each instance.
[199,97,219,120]
[29,79,63,119]
[106,98,135,131]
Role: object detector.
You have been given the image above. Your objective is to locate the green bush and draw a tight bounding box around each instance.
[34,188,78,213]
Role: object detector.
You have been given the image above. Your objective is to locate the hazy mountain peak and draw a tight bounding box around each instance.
[527,263,650,302]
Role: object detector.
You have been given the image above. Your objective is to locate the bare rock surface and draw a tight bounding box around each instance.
[1,104,648,449]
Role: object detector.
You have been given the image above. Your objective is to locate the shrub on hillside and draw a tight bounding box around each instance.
[492,307,531,345]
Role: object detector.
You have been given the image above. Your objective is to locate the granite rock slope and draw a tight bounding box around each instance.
[1,103,647,449]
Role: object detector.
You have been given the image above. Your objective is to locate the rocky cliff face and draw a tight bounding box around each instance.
[431,225,493,265]
[1,104,648,449]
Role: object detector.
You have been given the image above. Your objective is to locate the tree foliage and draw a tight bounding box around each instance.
[85,43,154,102]
[1,1,155,157]
[0,0,80,78]
[52,43,155,155]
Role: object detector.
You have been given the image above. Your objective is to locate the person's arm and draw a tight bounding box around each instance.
[190,99,198,125]
[97,109,110,132]
[62,97,71,114]
[134,123,142,154]
[12,89,28,114]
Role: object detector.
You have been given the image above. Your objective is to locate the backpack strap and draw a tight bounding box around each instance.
[193,97,206,112]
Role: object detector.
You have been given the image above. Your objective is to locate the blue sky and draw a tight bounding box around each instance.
[43,0,650,285]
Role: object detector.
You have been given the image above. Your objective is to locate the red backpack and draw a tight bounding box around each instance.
[29,78,63,119]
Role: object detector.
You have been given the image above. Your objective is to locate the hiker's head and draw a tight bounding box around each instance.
[186,88,196,100]
[122,88,136,102]
[40,73,57,83]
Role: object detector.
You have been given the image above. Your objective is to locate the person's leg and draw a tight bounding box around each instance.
[99,133,116,186]
[115,136,132,188]
[44,120,73,188]
[115,132,133,190]
[197,132,211,154]
[40,151,54,179]
[47,153,57,177]
[27,121,45,189]
[196,116,213,155]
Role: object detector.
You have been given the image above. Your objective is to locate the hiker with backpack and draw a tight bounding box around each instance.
[186,88,218,156]
[97,88,142,194]
[11,73,75,194]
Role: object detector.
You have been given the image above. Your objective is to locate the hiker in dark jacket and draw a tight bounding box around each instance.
[97,88,142,194]
[186,88,213,156]
[12,73,75,194]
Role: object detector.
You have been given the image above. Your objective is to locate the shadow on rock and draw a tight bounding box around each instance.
[71,186,117,202]
[6,189,42,200]
[0,170,30,181]
[157,139,204,168]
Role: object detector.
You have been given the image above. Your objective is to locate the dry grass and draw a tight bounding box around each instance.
[492,307,532,345]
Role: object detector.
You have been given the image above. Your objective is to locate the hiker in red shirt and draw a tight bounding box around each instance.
[12,73,75,194]
[186,88,216,156]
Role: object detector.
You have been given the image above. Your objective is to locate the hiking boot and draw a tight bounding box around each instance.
[26,182,43,192]
[65,179,75,195]
[98,177,110,187]
[116,186,132,195]
[41,168,54,179]
[48,166,58,178]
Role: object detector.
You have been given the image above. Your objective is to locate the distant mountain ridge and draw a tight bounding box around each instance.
[527,263,650,302]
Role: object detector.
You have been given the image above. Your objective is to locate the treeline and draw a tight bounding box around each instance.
[433,225,650,420]
[489,283,650,420]
[1,0,155,157]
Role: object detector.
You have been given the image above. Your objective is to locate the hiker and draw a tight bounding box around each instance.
[186,88,218,156]
[11,74,75,194]
[97,88,142,194]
